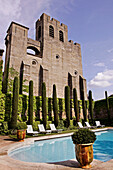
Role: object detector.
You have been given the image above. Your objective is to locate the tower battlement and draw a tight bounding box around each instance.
[36,13,68,30]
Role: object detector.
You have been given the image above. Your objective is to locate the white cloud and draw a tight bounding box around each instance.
[94,62,105,67]
[107,48,113,53]
[88,69,113,88]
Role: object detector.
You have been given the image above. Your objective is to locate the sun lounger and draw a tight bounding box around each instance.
[95,121,105,128]
[27,125,39,136]
[77,122,87,128]
[85,122,97,129]
[38,124,51,134]
[49,124,63,133]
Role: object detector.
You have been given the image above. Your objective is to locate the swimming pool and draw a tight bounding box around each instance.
[9,129,113,163]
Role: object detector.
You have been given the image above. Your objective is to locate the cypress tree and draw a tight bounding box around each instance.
[0,60,3,94]
[10,77,18,129]
[28,80,33,125]
[36,96,41,120]
[105,91,110,123]
[42,82,47,129]
[2,58,9,94]
[19,61,24,94]
[53,84,58,127]
[73,88,79,122]
[48,98,52,121]
[65,86,70,127]
[59,98,63,120]
[5,93,11,122]
[80,77,87,121]
[89,90,93,120]
[22,94,27,121]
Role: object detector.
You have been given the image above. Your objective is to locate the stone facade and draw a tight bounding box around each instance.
[4,13,87,99]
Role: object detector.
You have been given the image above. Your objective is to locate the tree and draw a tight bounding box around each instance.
[10,77,18,129]
[73,88,79,122]
[89,90,93,120]
[65,86,70,127]
[105,91,110,123]
[19,61,24,94]
[28,80,33,125]
[80,77,87,121]
[53,84,58,127]
[42,82,47,129]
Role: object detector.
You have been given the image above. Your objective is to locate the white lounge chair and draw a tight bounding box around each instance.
[27,125,39,136]
[85,122,96,129]
[77,122,87,128]
[49,124,63,133]
[38,124,51,134]
[95,121,105,128]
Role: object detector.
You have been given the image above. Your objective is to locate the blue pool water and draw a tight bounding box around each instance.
[9,130,113,163]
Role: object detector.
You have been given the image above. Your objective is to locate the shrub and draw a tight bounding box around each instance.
[105,91,110,123]
[72,128,96,144]
[36,96,41,120]
[28,81,33,125]
[33,121,40,131]
[16,122,27,130]
[57,120,64,129]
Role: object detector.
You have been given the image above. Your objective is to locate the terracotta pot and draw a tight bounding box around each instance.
[75,143,93,169]
[17,129,26,142]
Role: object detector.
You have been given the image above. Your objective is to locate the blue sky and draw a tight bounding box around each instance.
[0,0,113,100]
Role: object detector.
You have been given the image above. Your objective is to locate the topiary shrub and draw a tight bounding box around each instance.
[72,128,96,144]
[28,81,33,125]
[16,122,27,130]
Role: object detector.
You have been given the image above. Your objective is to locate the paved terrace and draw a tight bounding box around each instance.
[0,128,113,170]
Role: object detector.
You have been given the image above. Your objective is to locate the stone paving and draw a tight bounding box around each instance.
[0,132,113,170]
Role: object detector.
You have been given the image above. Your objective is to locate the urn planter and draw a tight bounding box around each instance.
[17,129,26,142]
[72,128,96,169]
[75,143,93,169]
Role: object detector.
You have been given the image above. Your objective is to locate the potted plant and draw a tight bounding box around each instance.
[72,128,96,169]
[17,122,27,142]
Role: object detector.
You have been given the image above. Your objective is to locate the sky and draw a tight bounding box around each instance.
[0,0,113,101]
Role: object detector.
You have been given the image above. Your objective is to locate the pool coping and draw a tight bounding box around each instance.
[0,127,112,170]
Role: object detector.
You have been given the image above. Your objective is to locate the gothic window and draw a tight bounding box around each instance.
[59,30,64,42]
[49,25,54,38]
[38,26,41,39]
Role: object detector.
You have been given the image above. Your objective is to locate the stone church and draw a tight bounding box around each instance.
[4,13,87,99]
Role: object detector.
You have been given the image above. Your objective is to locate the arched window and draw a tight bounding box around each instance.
[38,26,41,39]
[49,25,54,38]
[59,30,64,42]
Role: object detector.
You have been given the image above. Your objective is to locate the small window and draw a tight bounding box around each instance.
[59,30,64,42]
[74,70,78,75]
[56,55,60,59]
[49,25,54,38]
[38,26,41,39]
[32,60,37,65]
